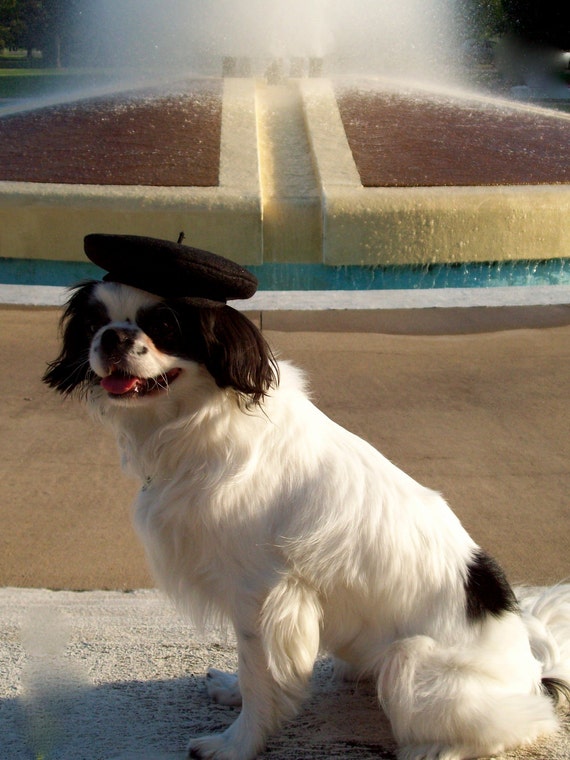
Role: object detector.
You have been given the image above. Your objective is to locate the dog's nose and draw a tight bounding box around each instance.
[100,326,137,355]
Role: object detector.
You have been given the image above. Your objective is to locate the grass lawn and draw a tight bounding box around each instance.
[0,67,120,99]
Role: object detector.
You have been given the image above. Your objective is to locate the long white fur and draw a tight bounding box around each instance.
[86,283,570,760]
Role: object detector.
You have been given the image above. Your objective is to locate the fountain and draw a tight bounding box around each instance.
[1,0,569,294]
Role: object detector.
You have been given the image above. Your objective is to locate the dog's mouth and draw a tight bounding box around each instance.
[100,368,182,398]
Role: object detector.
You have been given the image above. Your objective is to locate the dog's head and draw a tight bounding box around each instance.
[43,279,278,411]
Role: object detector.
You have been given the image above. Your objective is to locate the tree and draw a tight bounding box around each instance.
[457,0,506,41]
[501,0,570,49]
[0,0,26,49]
[0,0,83,66]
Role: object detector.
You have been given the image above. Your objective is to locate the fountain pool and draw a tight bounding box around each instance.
[1,1,570,297]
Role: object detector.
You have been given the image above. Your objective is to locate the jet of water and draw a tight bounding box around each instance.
[86,0,461,84]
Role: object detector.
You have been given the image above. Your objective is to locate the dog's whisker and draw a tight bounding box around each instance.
[157,372,170,392]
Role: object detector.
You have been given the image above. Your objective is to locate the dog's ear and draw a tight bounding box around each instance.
[43,281,100,396]
[198,305,279,404]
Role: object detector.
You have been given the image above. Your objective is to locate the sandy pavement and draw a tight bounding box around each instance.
[1,303,569,759]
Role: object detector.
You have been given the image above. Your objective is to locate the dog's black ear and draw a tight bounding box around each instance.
[43,281,101,396]
[199,305,279,404]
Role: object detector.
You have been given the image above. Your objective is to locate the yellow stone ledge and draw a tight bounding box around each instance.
[299,79,570,266]
[0,79,262,265]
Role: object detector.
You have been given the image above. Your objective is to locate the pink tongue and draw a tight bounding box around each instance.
[100,374,141,395]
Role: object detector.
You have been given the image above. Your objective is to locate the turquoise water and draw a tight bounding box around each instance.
[1,256,570,291]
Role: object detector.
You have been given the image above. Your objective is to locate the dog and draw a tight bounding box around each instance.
[44,236,570,760]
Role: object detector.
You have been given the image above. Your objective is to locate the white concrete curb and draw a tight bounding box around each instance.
[2,283,570,310]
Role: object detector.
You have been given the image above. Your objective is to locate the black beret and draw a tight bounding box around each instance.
[83,233,258,306]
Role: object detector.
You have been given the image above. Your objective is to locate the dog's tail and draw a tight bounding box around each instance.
[518,584,570,707]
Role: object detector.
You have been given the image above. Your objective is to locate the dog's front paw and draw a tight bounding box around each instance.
[397,744,466,760]
[188,732,256,760]
[188,734,230,760]
[206,668,242,706]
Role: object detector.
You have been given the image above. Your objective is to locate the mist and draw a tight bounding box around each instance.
[80,0,462,82]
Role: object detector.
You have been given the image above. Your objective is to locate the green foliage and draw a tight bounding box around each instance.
[458,0,506,40]
[0,0,83,66]
[0,0,21,48]
[436,1,568,48]
[501,0,570,48]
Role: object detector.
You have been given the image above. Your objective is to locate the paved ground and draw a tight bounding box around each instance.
[2,587,568,760]
[1,302,569,760]
[1,303,569,589]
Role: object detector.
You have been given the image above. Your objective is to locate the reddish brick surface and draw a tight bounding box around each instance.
[0,81,222,186]
[338,89,570,187]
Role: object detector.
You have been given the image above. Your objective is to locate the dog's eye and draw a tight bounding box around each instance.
[138,307,180,348]
[84,304,109,336]
[86,318,102,335]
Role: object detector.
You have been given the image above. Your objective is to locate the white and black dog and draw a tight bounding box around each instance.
[44,235,570,760]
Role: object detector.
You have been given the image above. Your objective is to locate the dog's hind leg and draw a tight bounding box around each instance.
[377,628,559,760]
[188,578,322,760]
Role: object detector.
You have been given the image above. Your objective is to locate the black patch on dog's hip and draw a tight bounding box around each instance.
[465,549,518,621]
